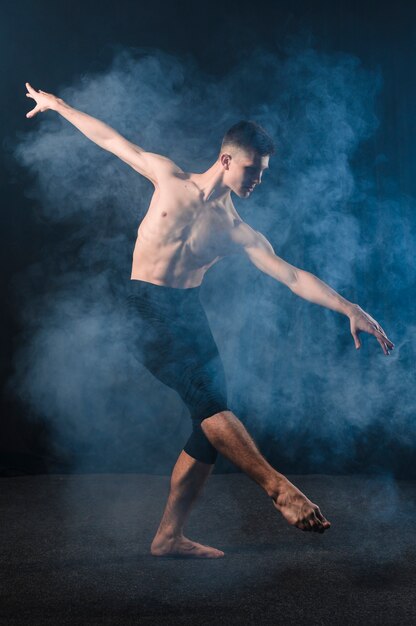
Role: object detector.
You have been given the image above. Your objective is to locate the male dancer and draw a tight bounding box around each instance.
[25,82,394,558]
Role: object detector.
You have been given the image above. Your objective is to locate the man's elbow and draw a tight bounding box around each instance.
[261,256,300,288]
[285,266,301,290]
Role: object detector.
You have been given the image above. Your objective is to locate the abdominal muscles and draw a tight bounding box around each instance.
[130,191,227,287]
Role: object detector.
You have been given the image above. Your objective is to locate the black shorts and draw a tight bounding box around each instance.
[126,279,230,463]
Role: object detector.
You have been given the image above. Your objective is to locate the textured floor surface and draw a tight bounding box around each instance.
[0,472,415,625]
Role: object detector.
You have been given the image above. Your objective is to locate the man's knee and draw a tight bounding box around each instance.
[201,410,246,442]
[183,418,219,465]
[200,409,233,422]
[201,410,236,429]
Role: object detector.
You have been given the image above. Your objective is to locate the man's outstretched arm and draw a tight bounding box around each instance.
[231,221,395,355]
[24,82,178,185]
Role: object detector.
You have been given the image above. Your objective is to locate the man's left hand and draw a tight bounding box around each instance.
[348,304,395,356]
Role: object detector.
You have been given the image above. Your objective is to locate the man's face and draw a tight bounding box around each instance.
[222,148,270,198]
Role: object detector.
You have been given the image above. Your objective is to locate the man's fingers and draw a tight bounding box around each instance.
[25,82,36,94]
[375,329,395,350]
[375,325,389,341]
[352,331,361,349]
[353,325,394,355]
[26,105,40,118]
[377,336,389,355]
[383,334,394,348]
[381,335,394,349]
[352,313,395,353]
[369,320,394,348]
[372,331,387,354]
[367,324,395,352]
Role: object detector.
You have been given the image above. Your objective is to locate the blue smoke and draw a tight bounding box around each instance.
[7,44,414,473]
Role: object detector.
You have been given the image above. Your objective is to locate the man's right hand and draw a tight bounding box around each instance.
[25,82,60,118]
[23,81,178,186]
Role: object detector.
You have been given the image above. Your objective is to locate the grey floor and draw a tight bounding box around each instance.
[1,472,415,625]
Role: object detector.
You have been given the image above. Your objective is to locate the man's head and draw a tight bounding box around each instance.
[219,120,275,197]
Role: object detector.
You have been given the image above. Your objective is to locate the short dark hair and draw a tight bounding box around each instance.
[221,120,275,156]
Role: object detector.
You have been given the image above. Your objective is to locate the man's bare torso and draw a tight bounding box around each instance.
[131,168,240,289]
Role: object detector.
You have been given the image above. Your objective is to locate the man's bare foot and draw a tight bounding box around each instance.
[272,478,331,533]
[150,534,225,558]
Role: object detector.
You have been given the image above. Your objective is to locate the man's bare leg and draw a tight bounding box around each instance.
[150,449,225,558]
[202,411,331,533]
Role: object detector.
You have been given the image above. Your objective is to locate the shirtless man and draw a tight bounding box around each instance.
[25,82,395,558]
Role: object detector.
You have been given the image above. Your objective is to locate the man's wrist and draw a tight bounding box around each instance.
[53,98,68,114]
[343,301,358,318]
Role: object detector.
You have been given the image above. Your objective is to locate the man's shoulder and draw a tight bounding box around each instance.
[155,165,203,189]
[224,198,243,225]
[149,154,184,178]
[227,216,259,251]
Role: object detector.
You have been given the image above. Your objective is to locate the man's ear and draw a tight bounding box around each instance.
[220,153,232,170]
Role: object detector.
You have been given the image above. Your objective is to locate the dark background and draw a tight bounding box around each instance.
[1,0,415,476]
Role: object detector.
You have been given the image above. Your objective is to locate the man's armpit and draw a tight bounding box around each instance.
[127,151,182,186]
[229,221,274,255]
[230,222,298,286]
[106,138,181,185]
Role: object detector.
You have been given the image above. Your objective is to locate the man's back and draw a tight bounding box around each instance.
[131,162,240,288]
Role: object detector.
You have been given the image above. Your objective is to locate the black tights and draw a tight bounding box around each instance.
[126,279,230,464]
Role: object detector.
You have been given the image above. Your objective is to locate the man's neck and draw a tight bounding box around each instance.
[192,160,230,203]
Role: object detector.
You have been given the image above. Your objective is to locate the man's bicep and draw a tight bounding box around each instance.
[105,136,180,185]
[232,223,298,286]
